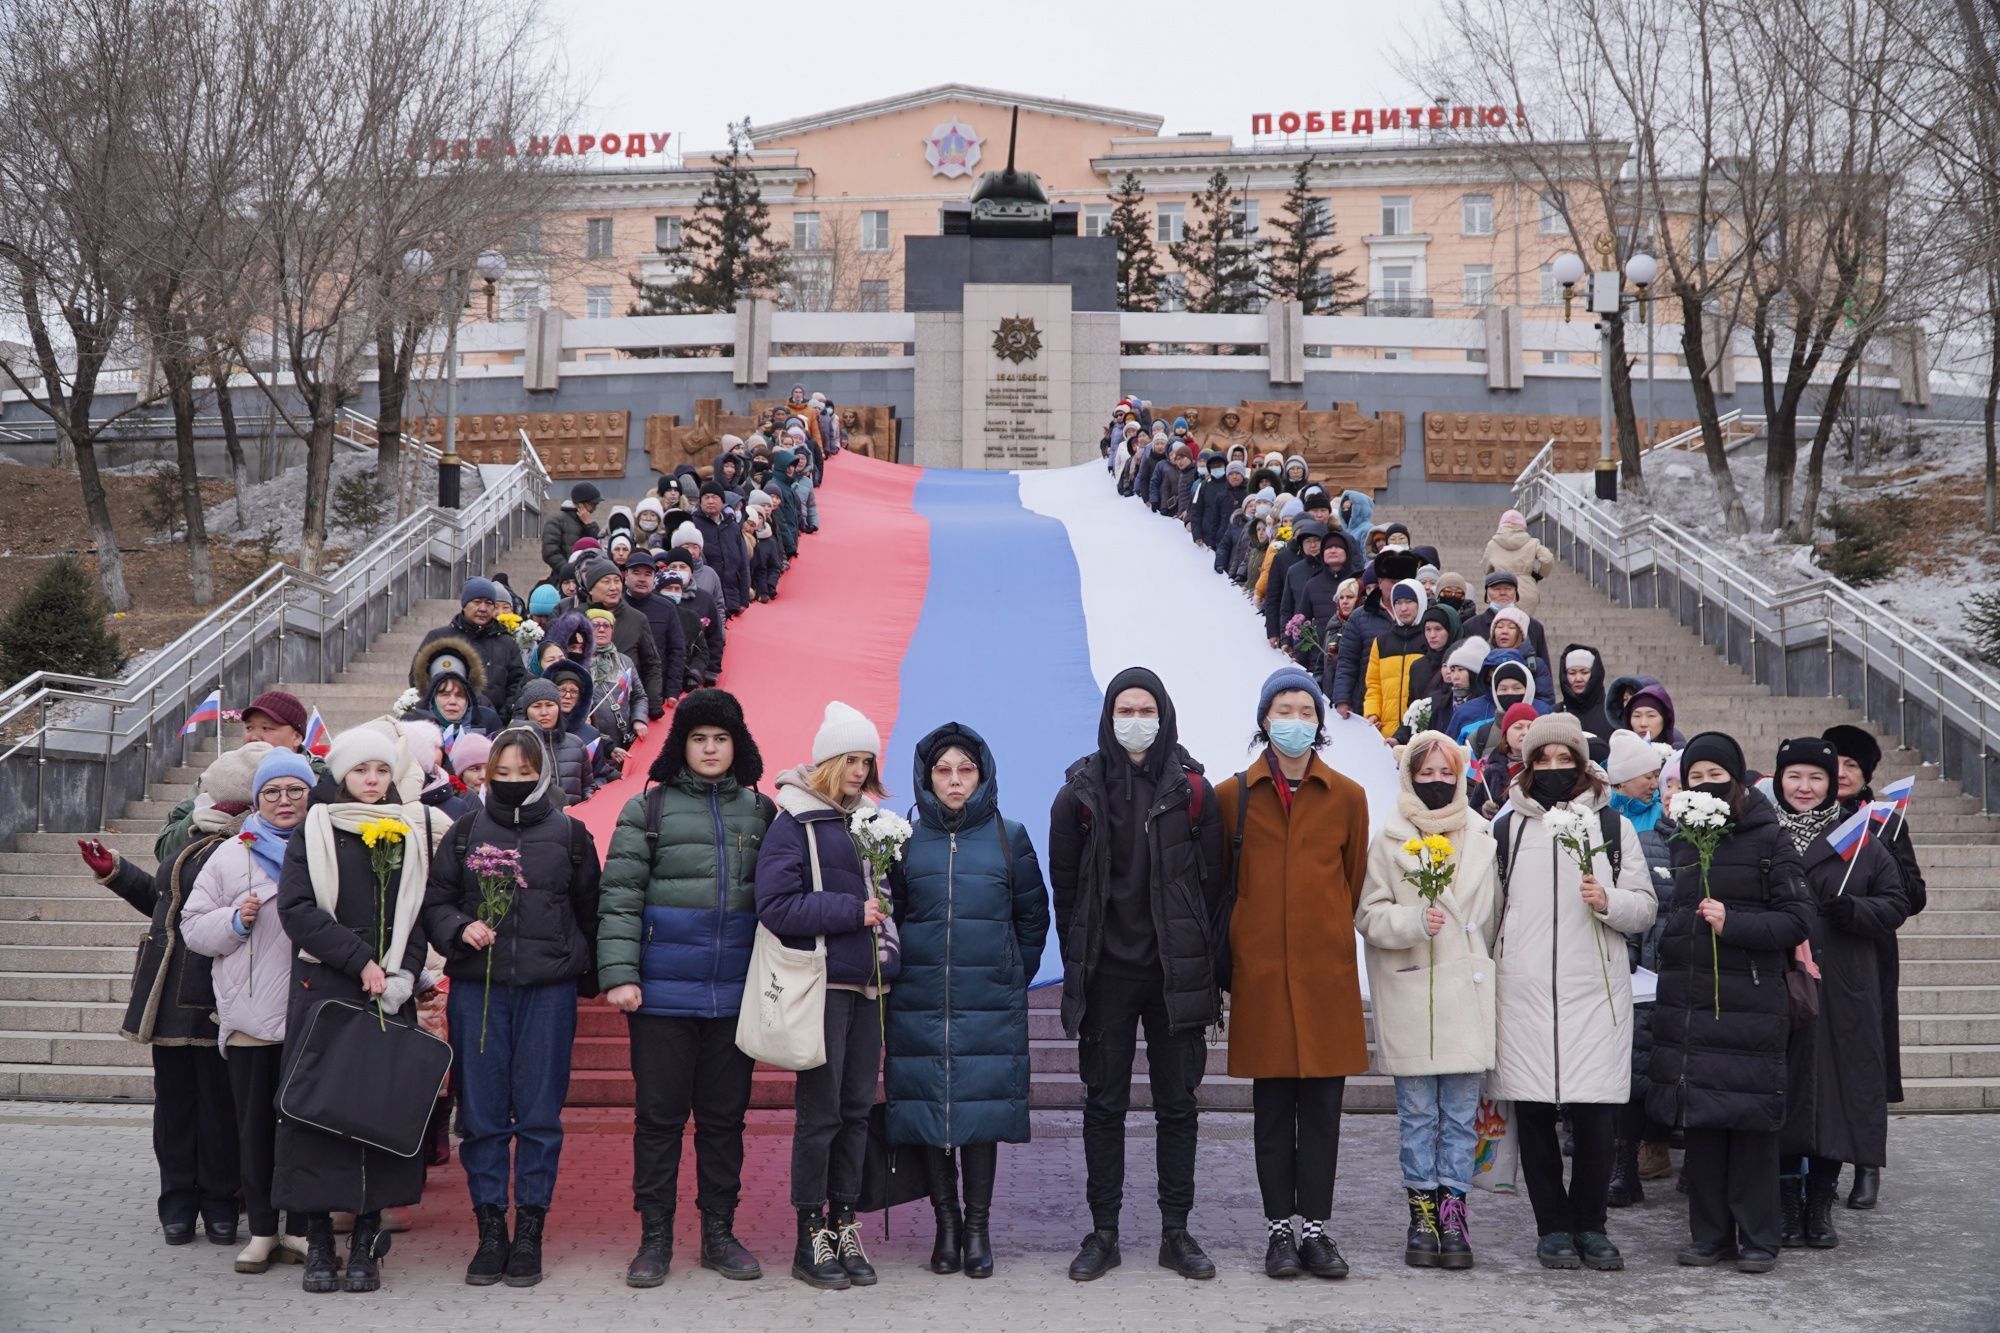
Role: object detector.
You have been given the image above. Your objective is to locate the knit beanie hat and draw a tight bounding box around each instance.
[241,690,307,735]
[1821,724,1881,783]
[1775,736,1839,785]
[579,558,621,594]
[1278,496,1304,521]
[671,521,704,549]
[1604,728,1666,784]
[570,482,601,506]
[252,749,315,800]
[584,607,616,627]
[812,701,881,764]
[527,584,560,616]
[608,532,634,556]
[325,728,399,783]
[448,733,492,774]
[1500,509,1528,530]
[516,678,560,714]
[1256,666,1324,727]
[1681,730,1748,785]
[460,576,502,606]
[1522,712,1589,769]
[1565,647,1597,672]
[1492,605,1532,639]
[1446,635,1491,675]
[1392,578,1428,610]
[1500,702,1541,739]
[203,742,275,806]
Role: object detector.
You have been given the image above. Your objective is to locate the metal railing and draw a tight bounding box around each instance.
[1515,459,2000,813]
[0,428,550,842]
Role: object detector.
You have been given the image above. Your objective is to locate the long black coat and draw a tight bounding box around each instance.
[1845,794,1926,1103]
[1783,830,1908,1166]
[106,838,227,1045]
[272,811,439,1214]
[1647,797,1814,1132]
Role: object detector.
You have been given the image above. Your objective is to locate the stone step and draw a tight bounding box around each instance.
[1899,936,2000,962]
[0,999,125,1032]
[0,945,138,975]
[0,897,148,923]
[0,1063,155,1099]
[0,854,153,877]
[0,874,117,899]
[1905,911,2000,936]
[1901,1045,2000,1079]
[1904,1013,2000,1044]
[1898,985,2000,1015]
[15,833,162,857]
[0,921,150,949]
[1899,960,2000,986]
[1894,1077,2000,1110]
[0,1029,149,1067]
[0,972,130,1002]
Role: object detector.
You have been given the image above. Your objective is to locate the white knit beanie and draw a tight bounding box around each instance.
[671,521,704,549]
[1492,605,1532,639]
[326,727,399,783]
[1565,647,1597,672]
[1604,728,1667,784]
[1446,635,1491,675]
[811,700,881,765]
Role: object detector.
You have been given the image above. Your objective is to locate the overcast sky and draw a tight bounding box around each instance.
[559,0,1442,153]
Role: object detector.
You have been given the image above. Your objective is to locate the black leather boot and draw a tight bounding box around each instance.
[1847,1165,1880,1210]
[465,1204,510,1286]
[959,1143,997,1279]
[790,1208,849,1290]
[1779,1178,1806,1249]
[504,1206,544,1287]
[830,1207,876,1286]
[343,1212,388,1293]
[301,1214,341,1294]
[625,1208,672,1288]
[1067,1228,1120,1281]
[1805,1173,1840,1249]
[922,1146,961,1275]
[1404,1188,1441,1267]
[699,1210,761,1280]
[1157,1227,1216,1280]
[1435,1188,1473,1270]
[1607,1139,1643,1207]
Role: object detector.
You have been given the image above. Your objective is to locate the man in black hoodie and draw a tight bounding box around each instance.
[1048,668,1224,1284]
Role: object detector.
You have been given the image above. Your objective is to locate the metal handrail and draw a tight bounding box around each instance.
[1517,460,1999,812]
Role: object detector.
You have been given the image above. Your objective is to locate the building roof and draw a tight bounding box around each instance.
[748,83,1163,142]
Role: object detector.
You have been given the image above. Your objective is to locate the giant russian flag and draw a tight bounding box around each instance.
[570,453,1400,985]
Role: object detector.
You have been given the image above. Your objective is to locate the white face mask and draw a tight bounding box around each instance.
[1113,716,1160,754]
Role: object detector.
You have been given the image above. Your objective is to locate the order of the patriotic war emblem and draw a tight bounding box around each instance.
[992,316,1042,364]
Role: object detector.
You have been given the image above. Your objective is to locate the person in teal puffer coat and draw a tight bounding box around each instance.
[596,689,774,1289]
[885,722,1049,1281]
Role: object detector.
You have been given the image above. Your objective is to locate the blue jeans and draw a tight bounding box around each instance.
[1393,1073,1483,1193]
[448,979,578,1208]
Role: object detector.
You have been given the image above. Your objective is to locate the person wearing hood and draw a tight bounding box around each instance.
[1449,649,1543,746]
[1363,579,1433,738]
[1358,731,1501,1272]
[1470,702,1540,816]
[421,727,601,1288]
[1259,501,1316,642]
[691,484,753,614]
[1605,675,1657,733]
[1489,713,1655,1273]
[1429,635,1490,745]
[1464,572,1552,665]
[405,637,504,746]
[633,496,668,549]
[1819,724,1923,1210]
[783,427,820,533]
[755,702,901,1290]
[665,532,729,669]
[514,678,586,806]
[1292,535,1364,676]
[579,559,664,722]
[1330,549,1423,719]
[1048,668,1224,1283]
[1768,736,1908,1251]
[595,690,773,1289]
[1393,603,1461,743]
[540,482,600,580]
[1486,606,1555,708]
[1192,454,1243,550]
[1484,509,1556,615]
[274,726,446,1294]
[1601,730,1676,1202]
[1619,682,1685,748]
[1278,455,1310,495]
[1335,489,1375,551]
[742,496,785,602]
[1273,519,1329,651]
[885,723,1050,1280]
[543,659,616,796]
[1646,732,1813,1273]
[1560,646,1614,762]
[1217,669,1371,1281]
[658,553,717,688]
[417,578,529,721]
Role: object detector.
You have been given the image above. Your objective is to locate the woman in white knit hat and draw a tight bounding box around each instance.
[754,701,900,1290]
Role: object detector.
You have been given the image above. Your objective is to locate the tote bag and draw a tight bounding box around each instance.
[1469,1071,1519,1195]
[277,999,453,1159]
[735,821,829,1071]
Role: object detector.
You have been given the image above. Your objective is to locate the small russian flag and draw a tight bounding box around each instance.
[179,689,223,737]
[583,735,602,764]
[1866,800,1896,825]
[1879,775,1915,811]
[1826,805,1873,861]
[302,707,329,757]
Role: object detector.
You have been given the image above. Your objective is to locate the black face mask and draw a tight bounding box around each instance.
[1494,691,1527,713]
[489,778,538,807]
[1413,780,1457,811]
[1530,769,1577,808]
[1691,781,1734,804]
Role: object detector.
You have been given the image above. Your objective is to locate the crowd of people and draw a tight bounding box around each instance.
[81,385,1927,1299]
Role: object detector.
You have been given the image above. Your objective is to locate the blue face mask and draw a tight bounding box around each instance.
[1268,718,1318,758]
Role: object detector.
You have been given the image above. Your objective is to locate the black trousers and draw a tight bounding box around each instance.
[1514,1100,1615,1237]
[791,989,880,1210]
[223,1045,297,1237]
[1683,1126,1780,1252]
[151,1043,239,1228]
[628,1013,754,1218]
[1078,971,1206,1232]
[1251,1077,1345,1221]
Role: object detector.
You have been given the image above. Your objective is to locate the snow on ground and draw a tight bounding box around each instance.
[203,449,436,554]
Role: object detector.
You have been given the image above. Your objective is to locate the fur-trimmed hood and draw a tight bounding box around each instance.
[409,634,488,695]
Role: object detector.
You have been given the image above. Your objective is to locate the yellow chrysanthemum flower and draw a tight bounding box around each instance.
[495,611,522,631]
[1423,835,1454,859]
[358,817,409,848]
[1401,837,1423,856]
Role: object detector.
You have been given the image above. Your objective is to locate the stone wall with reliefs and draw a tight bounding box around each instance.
[1421,412,1706,481]
[1150,399,1405,493]
[408,410,631,478]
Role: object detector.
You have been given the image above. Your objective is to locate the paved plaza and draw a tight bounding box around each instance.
[1,1102,1993,1332]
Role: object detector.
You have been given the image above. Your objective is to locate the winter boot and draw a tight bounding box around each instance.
[790,1208,849,1290]
[465,1205,510,1286]
[1573,1231,1623,1271]
[1403,1187,1441,1267]
[699,1210,761,1280]
[625,1208,672,1288]
[504,1206,544,1287]
[1847,1165,1880,1210]
[1435,1188,1474,1270]
[1637,1139,1675,1180]
[1805,1175,1840,1249]
[1067,1229,1120,1281]
[301,1215,341,1294]
[959,1143,997,1279]
[831,1207,876,1286]
[1607,1139,1644,1207]
[1779,1178,1806,1249]
[343,1212,389,1293]
[233,1234,283,1275]
[922,1146,962,1275]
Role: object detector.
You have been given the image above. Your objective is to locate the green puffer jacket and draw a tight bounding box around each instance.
[595,771,774,1017]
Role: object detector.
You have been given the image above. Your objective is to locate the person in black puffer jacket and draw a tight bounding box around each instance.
[1559,645,1613,764]
[422,726,601,1288]
[1646,732,1813,1273]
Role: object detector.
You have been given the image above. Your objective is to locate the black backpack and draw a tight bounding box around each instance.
[641,782,776,866]
[1491,803,1623,902]
[450,807,592,880]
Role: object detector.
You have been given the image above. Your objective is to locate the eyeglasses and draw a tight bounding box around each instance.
[260,786,310,803]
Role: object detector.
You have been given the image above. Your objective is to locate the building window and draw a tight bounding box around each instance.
[653,216,683,251]
[585,217,614,259]
[1462,193,1494,236]
[1380,264,1415,300]
[793,211,821,251]
[1538,263,1562,306]
[1156,203,1185,244]
[1463,264,1494,307]
[501,280,545,319]
[1539,192,1565,234]
[857,279,890,312]
[861,210,890,252]
[515,221,544,255]
[1694,221,1722,262]
[1083,204,1112,238]
[1380,195,1413,236]
[1158,272,1187,312]
[1540,350,1573,365]
[1382,348,1411,362]
[584,286,612,319]
[1229,198,1259,240]
[1303,197,1331,231]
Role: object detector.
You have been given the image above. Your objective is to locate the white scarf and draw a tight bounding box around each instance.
[300,801,438,1011]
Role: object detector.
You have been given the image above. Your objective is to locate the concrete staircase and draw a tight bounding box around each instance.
[0,544,549,1100]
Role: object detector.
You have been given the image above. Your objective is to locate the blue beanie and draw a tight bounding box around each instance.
[461,576,502,606]
[527,584,559,615]
[252,749,316,799]
[1173,416,1189,430]
[1257,666,1325,726]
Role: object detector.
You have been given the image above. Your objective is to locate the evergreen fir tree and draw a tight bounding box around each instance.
[1264,157,1361,312]
[0,555,126,686]
[628,119,790,320]
[1168,170,1262,314]
[1108,172,1162,311]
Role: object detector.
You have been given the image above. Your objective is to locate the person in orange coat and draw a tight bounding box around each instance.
[1216,666,1371,1283]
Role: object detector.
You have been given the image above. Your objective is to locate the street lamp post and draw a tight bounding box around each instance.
[403,247,506,510]
[1554,247,1657,502]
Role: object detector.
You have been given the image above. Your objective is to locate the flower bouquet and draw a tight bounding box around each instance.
[392,686,422,715]
[513,618,545,655]
[848,807,912,1032]
[358,816,412,1028]
[464,844,526,1052]
[1544,804,1619,1023]
[1668,790,1733,1018]
[1402,697,1433,736]
[1399,833,1456,1055]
